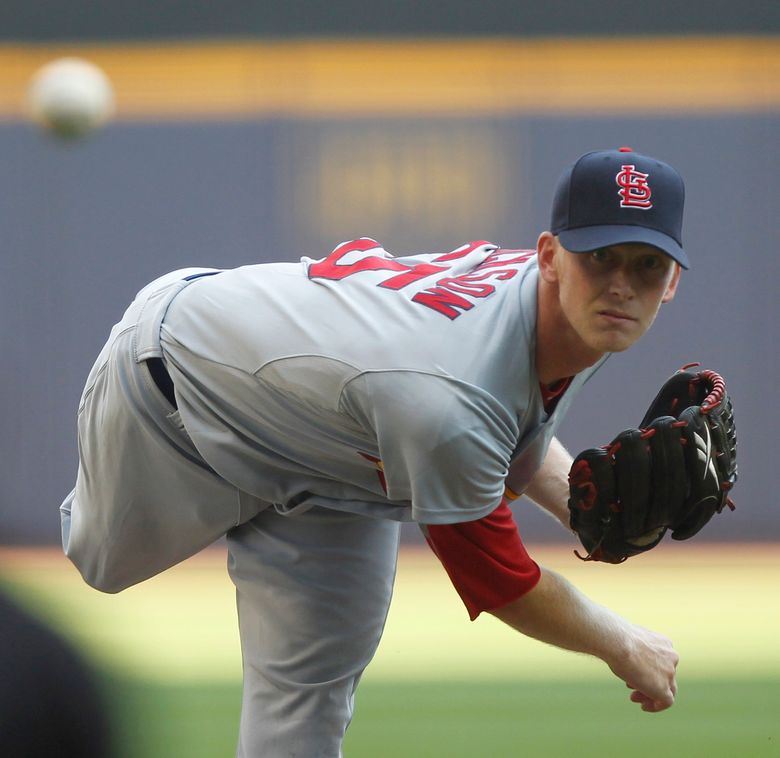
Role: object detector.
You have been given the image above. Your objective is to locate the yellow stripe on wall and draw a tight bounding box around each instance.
[1,36,778,119]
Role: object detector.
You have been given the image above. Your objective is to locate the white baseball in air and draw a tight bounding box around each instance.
[27,57,115,140]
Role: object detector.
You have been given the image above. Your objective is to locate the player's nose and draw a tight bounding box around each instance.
[606,265,635,299]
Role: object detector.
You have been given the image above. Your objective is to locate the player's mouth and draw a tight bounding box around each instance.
[596,309,637,325]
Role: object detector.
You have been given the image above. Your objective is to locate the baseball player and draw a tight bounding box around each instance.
[62,148,688,756]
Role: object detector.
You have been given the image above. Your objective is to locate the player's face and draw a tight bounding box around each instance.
[549,238,681,354]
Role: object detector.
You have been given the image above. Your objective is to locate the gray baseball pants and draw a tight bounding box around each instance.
[60,271,401,757]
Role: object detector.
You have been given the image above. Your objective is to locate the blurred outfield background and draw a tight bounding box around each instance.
[1,545,778,756]
[0,2,778,756]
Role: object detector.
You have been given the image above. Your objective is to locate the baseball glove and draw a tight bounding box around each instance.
[568,365,737,563]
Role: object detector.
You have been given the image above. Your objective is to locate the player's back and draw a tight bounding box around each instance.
[161,238,539,399]
[157,239,541,515]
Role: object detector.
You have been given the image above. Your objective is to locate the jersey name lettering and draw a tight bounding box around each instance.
[307,238,448,290]
[413,250,533,319]
[308,239,534,320]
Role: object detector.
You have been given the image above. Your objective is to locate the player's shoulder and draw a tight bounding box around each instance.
[301,237,536,289]
[302,237,498,271]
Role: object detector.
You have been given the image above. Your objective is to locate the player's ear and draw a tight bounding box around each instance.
[661,263,682,303]
[537,232,560,283]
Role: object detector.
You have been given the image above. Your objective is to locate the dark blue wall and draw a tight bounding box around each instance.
[1,113,776,542]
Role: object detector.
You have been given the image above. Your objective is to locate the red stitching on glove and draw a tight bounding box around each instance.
[699,369,726,413]
[569,459,597,510]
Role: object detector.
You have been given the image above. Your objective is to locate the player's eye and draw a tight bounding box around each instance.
[590,248,611,264]
[639,254,662,270]
[635,253,672,284]
[638,254,671,274]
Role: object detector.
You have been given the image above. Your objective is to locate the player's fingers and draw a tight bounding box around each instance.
[647,692,675,712]
[634,697,665,713]
[630,689,675,712]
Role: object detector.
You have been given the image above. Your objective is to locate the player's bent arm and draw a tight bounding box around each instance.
[521,437,574,531]
[490,567,679,713]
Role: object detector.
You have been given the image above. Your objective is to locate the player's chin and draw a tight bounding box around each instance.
[603,340,636,353]
[588,330,642,354]
[597,318,651,352]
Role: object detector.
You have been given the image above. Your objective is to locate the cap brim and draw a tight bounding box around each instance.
[558,225,689,269]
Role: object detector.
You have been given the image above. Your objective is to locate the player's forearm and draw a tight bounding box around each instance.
[491,567,679,712]
[490,566,627,662]
[522,437,573,530]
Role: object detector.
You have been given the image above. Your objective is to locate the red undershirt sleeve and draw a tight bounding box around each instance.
[422,497,541,620]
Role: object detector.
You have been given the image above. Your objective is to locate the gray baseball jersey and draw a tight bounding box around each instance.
[62,239,609,757]
[159,238,606,525]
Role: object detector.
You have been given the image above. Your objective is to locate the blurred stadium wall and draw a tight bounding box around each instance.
[0,4,778,543]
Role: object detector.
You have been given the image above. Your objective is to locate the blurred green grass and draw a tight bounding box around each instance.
[2,543,779,756]
[108,676,779,758]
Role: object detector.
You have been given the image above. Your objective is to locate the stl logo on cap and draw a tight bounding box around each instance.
[616,164,653,210]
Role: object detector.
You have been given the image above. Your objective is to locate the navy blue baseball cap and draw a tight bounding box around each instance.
[550,147,689,269]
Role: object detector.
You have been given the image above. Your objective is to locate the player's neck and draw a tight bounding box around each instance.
[535,280,605,385]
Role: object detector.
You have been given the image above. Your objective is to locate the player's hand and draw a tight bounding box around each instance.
[608,625,679,713]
